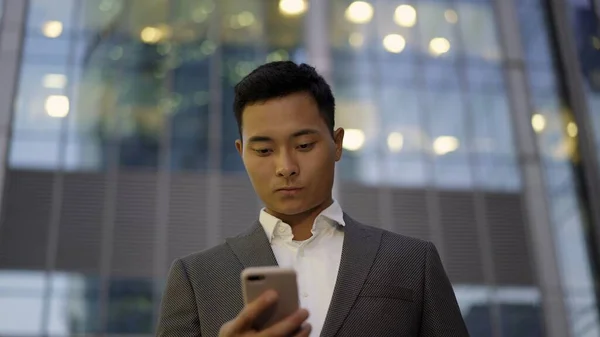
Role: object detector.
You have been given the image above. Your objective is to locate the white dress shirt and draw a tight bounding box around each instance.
[259,200,345,337]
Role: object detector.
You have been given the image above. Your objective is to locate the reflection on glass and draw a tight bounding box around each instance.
[107,278,154,334]
[455,285,544,337]
[567,0,600,173]
[0,271,102,335]
[0,295,44,335]
[48,273,101,335]
[330,0,518,190]
[518,0,600,335]
[455,286,494,336]
[9,138,61,169]
[0,271,45,335]
[220,0,304,172]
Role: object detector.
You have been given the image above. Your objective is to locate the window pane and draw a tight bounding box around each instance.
[12,62,69,137]
[219,0,305,172]
[48,273,101,335]
[106,278,154,334]
[9,138,61,169]
[455,285,494,337]
[0,295,45,335]
[519,0,600,334]
[566,0,600,180]
[0,271,47,336]
[330,0,517,190]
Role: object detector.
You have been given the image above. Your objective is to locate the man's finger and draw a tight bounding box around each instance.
[261,308,309,337]
[293,323,311,337]
[231,290,278,332]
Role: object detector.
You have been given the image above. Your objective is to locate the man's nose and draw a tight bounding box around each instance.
[275,151,299,178]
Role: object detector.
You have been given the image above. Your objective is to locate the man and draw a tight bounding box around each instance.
[156,61,469,337]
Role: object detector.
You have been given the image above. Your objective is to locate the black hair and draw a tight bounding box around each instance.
[233,61,335,139]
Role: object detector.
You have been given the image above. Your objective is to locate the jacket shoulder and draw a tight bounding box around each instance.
[354,220,431,251]
[176,242,239,277]
[380,227,431,250]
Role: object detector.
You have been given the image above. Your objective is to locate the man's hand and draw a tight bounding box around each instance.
[219,290,311,337]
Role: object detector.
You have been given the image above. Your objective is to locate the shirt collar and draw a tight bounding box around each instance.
[259,200,345,243]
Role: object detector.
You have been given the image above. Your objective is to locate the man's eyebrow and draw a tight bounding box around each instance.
[292,129,320,137]
[247,135,273,143]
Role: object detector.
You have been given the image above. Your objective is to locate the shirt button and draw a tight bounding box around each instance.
[302,292,309,298]
[277,226,286,233]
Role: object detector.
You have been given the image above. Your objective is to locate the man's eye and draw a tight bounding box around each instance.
[254,149,272,156]
[297,143,315,151]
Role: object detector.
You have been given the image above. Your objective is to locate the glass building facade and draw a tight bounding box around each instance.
[0,0,598,336]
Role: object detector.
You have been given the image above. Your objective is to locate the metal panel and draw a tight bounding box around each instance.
[0,170,53,269]
[218,173,260,241]
[439,192,485,284]
[0,169,537,288]
[56,173,106,273]
[111,172,157,278]
[0,0,27,220]
[167,174,209,266]
[485,193,535,285]
[390,189,430,241]
[339,184,383,228]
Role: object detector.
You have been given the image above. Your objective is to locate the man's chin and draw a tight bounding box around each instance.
[269,201,310,216]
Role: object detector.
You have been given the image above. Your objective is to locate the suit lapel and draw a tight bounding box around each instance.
[320,214,382,337]
[226,221,279,268]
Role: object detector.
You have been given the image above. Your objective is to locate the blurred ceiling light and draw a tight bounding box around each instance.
[349,32,365,48]
[429,37,451,56]
[42,21,63,38]
[567,121,578,137]
[237,11,256,27]
[383,34,406,53]
[387,132,404,152]
[192,8,209,23]
[394,5,417,27]
[99,0,113,12]
[433,136,459,155]
[140,26,163,44]
[593,36,600,50]
[157,43,172,56]
[200,40,217,55]
[444,9,458,24]
[553,138,577,160]
[482,48,501,61]
[345,1,374,24]
[266,49,290,62]
[279,0,308,16]
[531,114,546,133]
[236,62,255,77]
[343,129,366,151]
[194,91,210,106]
[45,95,69,118]
[43,74,67,89]
[109,46,123,60]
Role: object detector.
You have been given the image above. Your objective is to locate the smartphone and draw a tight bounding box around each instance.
[241,266,300,330]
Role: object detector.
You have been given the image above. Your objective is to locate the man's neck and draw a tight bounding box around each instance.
[267,198,334,241]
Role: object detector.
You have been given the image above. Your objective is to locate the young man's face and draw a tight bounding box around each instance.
[236,92,344,217]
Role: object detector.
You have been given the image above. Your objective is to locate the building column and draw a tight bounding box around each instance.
[304,0,340,202]
[0,0,28,210]
[492,0,571,336]
[593,0,600,19]
[546,0,600,330]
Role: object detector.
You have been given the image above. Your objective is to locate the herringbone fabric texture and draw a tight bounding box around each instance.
[156,214,469,337]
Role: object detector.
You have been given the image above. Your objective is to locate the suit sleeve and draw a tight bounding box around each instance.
[156,259,202,337]
[419,242,470,337]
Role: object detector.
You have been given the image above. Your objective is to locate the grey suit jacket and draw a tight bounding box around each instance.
[156,214,470,337]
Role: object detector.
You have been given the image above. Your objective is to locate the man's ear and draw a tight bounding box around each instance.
[235,139,243,157]
[333,128,344,161]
